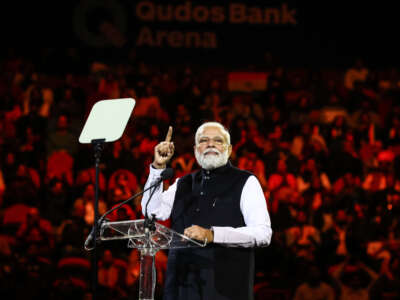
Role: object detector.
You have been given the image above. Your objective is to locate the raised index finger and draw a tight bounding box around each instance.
[165,126,173,142]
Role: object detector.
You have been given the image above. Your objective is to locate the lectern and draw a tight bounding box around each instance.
[100,219,205,300]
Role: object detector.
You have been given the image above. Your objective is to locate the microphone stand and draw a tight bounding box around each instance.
[84,168,172,251]
[143,167,173,233]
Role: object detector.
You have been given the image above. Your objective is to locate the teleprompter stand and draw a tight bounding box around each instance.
[79,98,136,300]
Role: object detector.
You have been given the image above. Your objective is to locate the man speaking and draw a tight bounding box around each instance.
[142,121,272,300]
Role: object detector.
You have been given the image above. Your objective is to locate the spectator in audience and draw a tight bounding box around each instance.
[297,158,331,194]
[46,150,74,186]
[344,58,369,91]
[76,166,107,192]
[268,158,297,193]
[73,183,107,225]
[18,126,44,168]
[57,202,89,254]
[333,172,364,210]
[386,114,400,148]
[2,162,40,206]
[98,71,121,99]
[328,137,363,182]
[370,256,400,300]
[134,84,168,122]
[126,249,140,297]
[46,114,78,156]
[0,171,4,204]
[138,124,161,156]
[362,164,387,193]
[105,138,137,175]
[0,235,16,298]
[383,172,400,213]
[327,115,349,148]
[293,263,335,300]
[331,256,378,300]
[16,207,54,254]
[42,178,70,226]
[286,210,321,262]
[108,169,138,204]
[238,149,268,189]
[316,78,344,108]
[352,102,381,145]
[332,209,352,261]
[98,249,127,299]
[16,85,47,137]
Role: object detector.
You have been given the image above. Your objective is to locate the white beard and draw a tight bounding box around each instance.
[195,147,229,170]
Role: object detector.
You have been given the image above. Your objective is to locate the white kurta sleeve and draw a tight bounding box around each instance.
[212,175,272,247]
[141,165,179,221]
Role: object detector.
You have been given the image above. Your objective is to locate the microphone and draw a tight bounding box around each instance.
[84,168,174,251]
[159,167,174,182]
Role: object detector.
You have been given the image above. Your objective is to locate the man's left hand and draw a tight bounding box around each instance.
[184,225,213,244]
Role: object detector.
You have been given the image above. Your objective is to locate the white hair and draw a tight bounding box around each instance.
[195,122,231,145]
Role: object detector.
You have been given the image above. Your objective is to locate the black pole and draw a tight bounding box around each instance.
[91,138,105,300]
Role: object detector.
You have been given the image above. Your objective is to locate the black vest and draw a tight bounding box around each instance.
[163,162,255,300]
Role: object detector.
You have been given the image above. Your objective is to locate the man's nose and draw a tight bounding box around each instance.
[206,141,217,147]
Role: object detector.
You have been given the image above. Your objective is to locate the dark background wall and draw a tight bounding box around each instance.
[2,0,400,68]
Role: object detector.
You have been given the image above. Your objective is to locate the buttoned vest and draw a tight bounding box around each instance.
[163,162,255,300]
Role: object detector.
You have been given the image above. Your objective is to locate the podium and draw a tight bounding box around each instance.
[100,219,205,300]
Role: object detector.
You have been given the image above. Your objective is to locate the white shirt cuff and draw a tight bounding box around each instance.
[211,226,256,247]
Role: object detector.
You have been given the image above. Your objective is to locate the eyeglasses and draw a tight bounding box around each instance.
[198,137,226,146]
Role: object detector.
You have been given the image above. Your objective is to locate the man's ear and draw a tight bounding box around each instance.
[228,145,232,157]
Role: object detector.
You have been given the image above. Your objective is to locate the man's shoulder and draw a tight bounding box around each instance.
[232,166,253,178]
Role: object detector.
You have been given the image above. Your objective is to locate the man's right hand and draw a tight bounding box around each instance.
[153,126,174,169]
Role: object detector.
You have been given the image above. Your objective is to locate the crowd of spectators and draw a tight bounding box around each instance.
[1,49,400,300]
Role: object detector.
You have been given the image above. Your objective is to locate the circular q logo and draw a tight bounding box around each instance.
[73,0,127,47]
